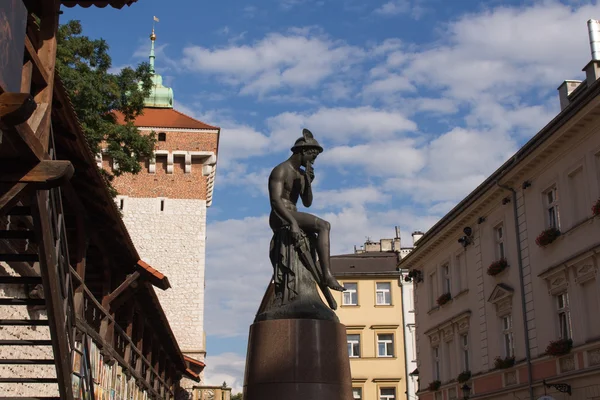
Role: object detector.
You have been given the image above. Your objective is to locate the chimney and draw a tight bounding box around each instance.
[380,239,393,252]
[412,231,424,247]
[584,19,600,84]
[393,226,401,252]
[557,80,583,110]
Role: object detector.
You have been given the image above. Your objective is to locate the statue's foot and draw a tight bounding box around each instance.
[324,274,346,292]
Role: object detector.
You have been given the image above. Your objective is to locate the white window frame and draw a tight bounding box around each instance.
[544,186,561,230]
[429,270,438,309]
[502,315,514,358]
[342,282,358,306]
[556,292,572,340]
[495,223,505,260]
[376,282,392,305]
[377,333,394,358]
[461,334,470,371]
[347,334,360,358]
[442,263,451,294]
[379,387,396,400]
[432,346,440,380]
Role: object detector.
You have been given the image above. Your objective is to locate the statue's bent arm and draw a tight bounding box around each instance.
[300,173,312,208]
[268,167,298,229]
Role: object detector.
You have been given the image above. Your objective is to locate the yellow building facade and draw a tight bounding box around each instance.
[330,251,407,400]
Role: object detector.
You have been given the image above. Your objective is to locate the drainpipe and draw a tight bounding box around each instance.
[495,181,534,400]
[399,270,411,399]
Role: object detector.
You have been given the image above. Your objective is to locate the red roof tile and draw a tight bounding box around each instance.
[115,108,219,130]
[60,0,139,8]
[136,260,171,290]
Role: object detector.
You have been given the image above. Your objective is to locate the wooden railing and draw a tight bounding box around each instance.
[71,269,174,399]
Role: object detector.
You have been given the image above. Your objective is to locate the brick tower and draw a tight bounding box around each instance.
[102,27,220,389]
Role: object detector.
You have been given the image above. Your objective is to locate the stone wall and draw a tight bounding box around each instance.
[117,197,207,381]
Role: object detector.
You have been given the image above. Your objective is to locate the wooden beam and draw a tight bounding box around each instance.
[29,102,49,134]
[0,183,30,216]
[0,120,49,163]
[0,92,37,125]
[21,61,33,94]
[32,190,74,400]
[134,310,145,375]
[24,37,50,87]
[104,271,141,306]
[123,304,135,366]
[0,160,73,189]
[136,260,170,290]
[33,1,60,150]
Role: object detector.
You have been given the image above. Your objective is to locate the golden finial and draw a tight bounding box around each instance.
[151,16,159,41]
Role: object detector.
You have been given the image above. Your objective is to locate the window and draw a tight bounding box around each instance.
[379,388,396,400]
[158,132,166,141]
[582,280,600,338]
[376,282,392,305]
[455,252,467,292]
[347,334,360,358]
[442,264,451,294]
[432,346,440,380]
[501,315,514,358]
[461,334,470,371]
[495,224,505,259]
[119,198,124,210]
[352,388,362,400]
[342,283,358,305]
[556,293,572,339]
[160,199,165,211]
[545,186,560,229]
[377,333,394,357]
[429,271,438,308]
[568,167,587,223]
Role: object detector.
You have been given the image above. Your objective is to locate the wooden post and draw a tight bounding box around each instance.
[123,300,135,367]
[32,190,74,400]
[135,309,145,375]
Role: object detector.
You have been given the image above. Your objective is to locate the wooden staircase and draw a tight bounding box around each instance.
[0,185,94,399]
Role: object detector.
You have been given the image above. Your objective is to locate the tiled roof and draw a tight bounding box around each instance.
[331,251,399,275]
[114,108,219,130]
[60,0,139,8]
[136,260,171,290]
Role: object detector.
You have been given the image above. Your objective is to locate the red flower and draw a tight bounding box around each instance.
[487,258,509,276]
[592,198,600,216]
[535,228,560,247]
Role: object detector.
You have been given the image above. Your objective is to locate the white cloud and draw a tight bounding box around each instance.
[322,139,426,177]
[180,31,364,95]
[267,106,417,148]
[374,0,410,16]
[204,352,246,394]
[313,186,391,210]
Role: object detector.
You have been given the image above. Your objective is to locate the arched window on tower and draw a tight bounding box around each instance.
[158,132,167,141]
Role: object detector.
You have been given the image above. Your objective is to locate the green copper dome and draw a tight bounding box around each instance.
[141,31,174,108]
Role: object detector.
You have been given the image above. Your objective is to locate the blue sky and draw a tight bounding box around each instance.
[64,0,600,392]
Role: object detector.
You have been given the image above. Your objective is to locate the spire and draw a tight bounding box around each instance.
[141,16,174,109]
[149,28,156,73]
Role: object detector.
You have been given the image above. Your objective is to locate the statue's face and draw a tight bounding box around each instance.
[302,148,320,165]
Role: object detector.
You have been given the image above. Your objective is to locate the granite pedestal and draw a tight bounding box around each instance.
[243,318,352,400]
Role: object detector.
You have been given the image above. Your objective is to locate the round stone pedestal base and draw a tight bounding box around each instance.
[243,318,352,400]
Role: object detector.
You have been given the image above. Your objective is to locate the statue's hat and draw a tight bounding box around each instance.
[291,129,323,153]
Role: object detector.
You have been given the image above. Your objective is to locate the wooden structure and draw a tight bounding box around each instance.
[0,1,203,399]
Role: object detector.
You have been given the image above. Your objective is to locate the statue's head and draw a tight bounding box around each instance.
[291,129,323,164]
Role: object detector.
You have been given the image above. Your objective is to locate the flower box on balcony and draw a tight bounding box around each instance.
[545,338,573,357]
[494,356,515,370]
[487,258,509,276]
[437,292,451,306]
[593,198,600,217]
[428,380,441,391]
[457,370,471,383]
[535,227,560,247]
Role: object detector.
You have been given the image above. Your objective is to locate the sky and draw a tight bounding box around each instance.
[63,0,600,393]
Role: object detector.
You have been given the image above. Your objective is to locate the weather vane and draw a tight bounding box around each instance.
[152,15,159,34]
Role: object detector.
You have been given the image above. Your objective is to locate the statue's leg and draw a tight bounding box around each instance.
[290,211,345,292]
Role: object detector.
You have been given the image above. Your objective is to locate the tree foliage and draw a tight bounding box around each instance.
[56,20,155,188]
[230,393,243,400]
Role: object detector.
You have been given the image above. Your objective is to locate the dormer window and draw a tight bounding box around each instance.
[158,132,166,141]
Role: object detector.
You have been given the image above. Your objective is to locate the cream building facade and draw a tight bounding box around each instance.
[331,235,409,400]
[398,20,600,400]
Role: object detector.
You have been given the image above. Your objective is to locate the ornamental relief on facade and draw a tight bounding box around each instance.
[545,269,569,295]
[588,348,600,366]
[573,258,597,284]
[504,371,517,386]
[559,355,576,373]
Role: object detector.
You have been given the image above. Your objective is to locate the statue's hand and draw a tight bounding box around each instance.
[305,163,315,183]
[290,223,303,242]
